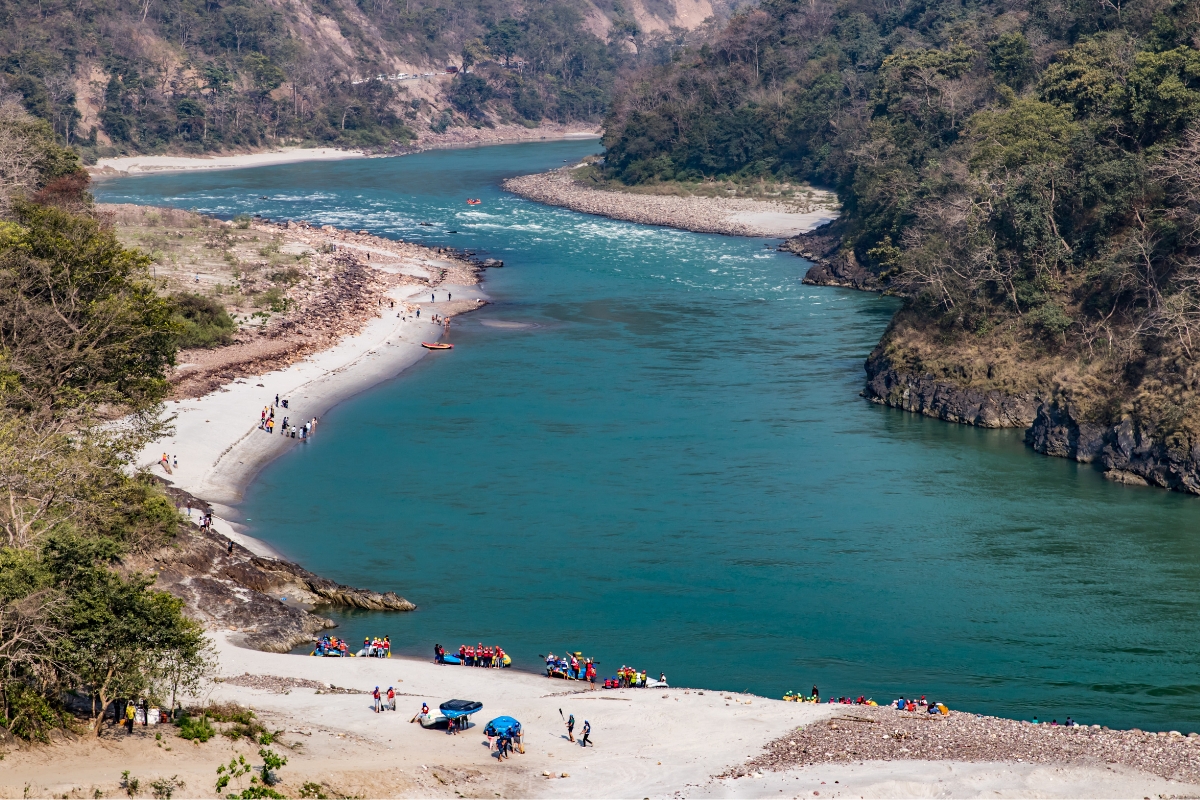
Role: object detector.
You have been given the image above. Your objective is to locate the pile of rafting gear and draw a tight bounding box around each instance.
[356,637,391,658]
[784,691,824,703]
[543,651,594,681]
[310,636,351,657]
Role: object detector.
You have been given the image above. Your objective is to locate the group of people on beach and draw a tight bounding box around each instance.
[371,686,397,712]
[895,695,949,714]
[362,637,391,658]
[445,643,507,667]
[258,399,318,439]
[313,636,350,656]
[545,652,594,682]
[610,665,663,689]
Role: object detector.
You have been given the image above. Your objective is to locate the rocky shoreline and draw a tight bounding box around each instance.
[784,220,882,291]
[861,347,1200,493]
[504,168,839,238]
[138,486,414,653]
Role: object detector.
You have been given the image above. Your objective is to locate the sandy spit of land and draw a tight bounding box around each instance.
[3,636,1198,799]
[91,147,368,176]
[90,126,600,177]
[504,166,841,238]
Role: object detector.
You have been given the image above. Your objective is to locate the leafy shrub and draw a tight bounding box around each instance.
[171,293,236,349]
[149,776,183,799]
[177,713,215,742]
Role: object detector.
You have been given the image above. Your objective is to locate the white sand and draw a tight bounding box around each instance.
[725,209,840,238]
[92,147,366,176]
[141,281,483,552]
[4,636,1193,799]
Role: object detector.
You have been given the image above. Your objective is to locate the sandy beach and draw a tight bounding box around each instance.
[4,637,1198,799]
[504,166,840,238]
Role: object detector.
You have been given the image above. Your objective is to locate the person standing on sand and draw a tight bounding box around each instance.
[387,687,396,711]
[373,687,382,713]
[580,720,591,747]
[125,702,136,734]
[566,713,575,742]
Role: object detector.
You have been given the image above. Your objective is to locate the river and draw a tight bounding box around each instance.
[97,139,1200,732]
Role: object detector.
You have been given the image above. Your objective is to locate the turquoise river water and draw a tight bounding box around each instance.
[97,140,1200,732]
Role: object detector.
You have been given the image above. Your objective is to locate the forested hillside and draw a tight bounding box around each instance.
[602,0,1200,492]
[0,0,714,158]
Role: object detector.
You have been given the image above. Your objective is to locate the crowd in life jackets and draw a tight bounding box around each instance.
[313,636,350,656]
[545,652,595,681]
[362,637,391,657]
[456,643,507,667]
[608,666,662,688]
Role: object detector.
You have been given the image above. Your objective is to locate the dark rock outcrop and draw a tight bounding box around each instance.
[863,349,1041,428]
[781,220,883,292]
[1024,402,1108,462]
[1026,411,1200,494]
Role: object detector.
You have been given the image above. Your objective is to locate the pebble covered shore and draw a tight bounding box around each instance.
[727,705,1200,784]
[503,168,837,238]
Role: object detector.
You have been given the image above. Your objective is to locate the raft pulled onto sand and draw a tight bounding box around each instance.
[422,342,453,350]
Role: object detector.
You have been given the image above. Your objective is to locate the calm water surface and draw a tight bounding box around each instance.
[98,141,1200,731]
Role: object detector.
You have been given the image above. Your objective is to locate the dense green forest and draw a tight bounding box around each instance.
[0,0,684,157]
[603,0,1200,456]
[0,100,207,739]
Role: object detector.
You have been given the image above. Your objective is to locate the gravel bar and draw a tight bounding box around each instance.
[726,705,1200,785]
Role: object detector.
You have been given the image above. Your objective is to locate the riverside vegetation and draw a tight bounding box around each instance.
[600,0,1200,493]
[0,97,427,744]
[0,98,214,741]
